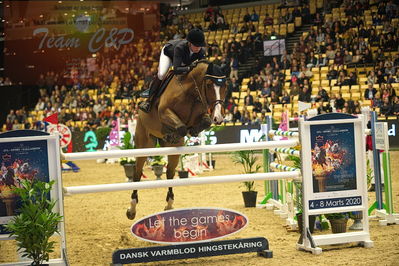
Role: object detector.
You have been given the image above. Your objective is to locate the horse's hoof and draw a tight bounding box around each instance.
[176,125,187,137]
[200,114,212,129]
[126,208,136,220]
[164,199,174,211]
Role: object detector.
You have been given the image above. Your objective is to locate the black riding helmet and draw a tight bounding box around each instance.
[187,28,206,47]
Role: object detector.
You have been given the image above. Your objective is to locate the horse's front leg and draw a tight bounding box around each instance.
[159,107,187,141]
[164,154,180,211]
[126,156,146,220]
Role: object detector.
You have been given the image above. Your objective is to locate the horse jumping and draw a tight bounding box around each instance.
[127,60,229,219]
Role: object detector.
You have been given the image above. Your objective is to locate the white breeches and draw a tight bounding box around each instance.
[158,46,172,80]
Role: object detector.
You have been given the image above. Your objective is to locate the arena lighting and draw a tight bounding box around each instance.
[58,1,62,3]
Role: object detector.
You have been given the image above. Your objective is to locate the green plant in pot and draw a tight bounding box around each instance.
[286,155,318,235]
[151,155,166,180]
[119,131,136,182]
[6,179,63,266]
[232,150,260,207]
[325,212,349,233]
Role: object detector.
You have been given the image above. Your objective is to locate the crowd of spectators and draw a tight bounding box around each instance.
[220,0,399,125]
[2,0,399,132]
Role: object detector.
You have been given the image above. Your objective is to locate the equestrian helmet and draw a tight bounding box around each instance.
[187,29,206,47]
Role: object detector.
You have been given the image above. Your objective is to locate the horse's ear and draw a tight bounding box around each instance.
[221,63,231,77]
[206,62,214,75]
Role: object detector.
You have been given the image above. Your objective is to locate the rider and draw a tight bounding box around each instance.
[139,28,207,113]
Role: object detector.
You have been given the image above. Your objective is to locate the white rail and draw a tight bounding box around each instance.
[61,140,299,161]
[64,171,301,195]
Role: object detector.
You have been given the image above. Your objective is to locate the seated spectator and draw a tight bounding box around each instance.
[240,110,251,124]
[223,109,233,123]
[239,22,249,33]
[352,50,363,64]
[335,93,346,111]
[261,81,271,97]
[231,23,239,34]
[392,96,399,116]
[248,76,258,91]
[367,71,377,85]
[281,90,290,105]
[376,69,386,84]
[243,90,254,105]
[253,97,262,113]
[289,80,300,98]
[263,13,273,26]
[327,65,338,80]
[250,10,259,22]
[380,97,393,116]
[298,86,311,102]
[261,97,272,112]
[270,91,280,104]
[364,84,377,100]
[208,19,218,31]
[232,106,241,122]
[373,92,382,108]
[316,86,329,102]
[243,10,251,23]
[362,49,373,64]
[326,45,336,60]
[343,50,353,64]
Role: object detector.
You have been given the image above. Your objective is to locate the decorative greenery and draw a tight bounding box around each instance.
[286,155,302,213]
[232,150,261,192]
[119,131,135,166]
[325,212,349,220]
[151,155,166,166]
[204,125,225,145]
[95,127,111,148]
[6,179,63,266]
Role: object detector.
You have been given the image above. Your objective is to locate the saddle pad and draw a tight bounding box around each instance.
[155,70,174,99]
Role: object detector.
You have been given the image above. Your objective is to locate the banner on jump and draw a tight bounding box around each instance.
[131,208,248,244]
[112,237,272,264]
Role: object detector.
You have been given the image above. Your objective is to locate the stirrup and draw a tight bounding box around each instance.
[139,101,151,113]
[140,89,150,98]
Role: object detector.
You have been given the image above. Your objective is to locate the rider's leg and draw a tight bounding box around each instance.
[139,48,171,113]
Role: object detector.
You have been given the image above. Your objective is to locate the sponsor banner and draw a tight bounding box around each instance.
[131,208,248,244]
[377,118,399,149]
[112,237,272,264]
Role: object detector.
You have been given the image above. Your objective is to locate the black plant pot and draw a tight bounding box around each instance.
[178,170,189,178]
[123,164,136,182]
[207,160,216,169]
[242,191,257,207]
[296,213,316,234]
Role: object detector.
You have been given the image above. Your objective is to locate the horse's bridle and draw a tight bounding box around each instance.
[190,73,225,115]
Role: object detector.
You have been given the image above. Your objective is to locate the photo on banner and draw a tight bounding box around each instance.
[310,123,357,193]
[0,140,50,234]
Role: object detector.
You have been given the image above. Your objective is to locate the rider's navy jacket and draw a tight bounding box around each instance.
[163,39,206,74]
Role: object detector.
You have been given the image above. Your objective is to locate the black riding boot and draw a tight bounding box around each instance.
[139,76,162,113]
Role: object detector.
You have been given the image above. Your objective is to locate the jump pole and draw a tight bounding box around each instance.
[61,140,299,161]
[64,171,301,195]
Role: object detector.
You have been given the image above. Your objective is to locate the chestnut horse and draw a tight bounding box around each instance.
[127,60,229,219]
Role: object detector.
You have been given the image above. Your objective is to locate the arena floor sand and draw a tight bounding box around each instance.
[1,152,399,266]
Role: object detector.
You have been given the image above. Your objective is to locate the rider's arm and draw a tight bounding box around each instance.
[172,45,191,75]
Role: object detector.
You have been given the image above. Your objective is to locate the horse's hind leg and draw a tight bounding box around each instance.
[126,156,146,220]
[165,154,180,210]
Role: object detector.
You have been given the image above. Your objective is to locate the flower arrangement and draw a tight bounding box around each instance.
[150,155,167,166]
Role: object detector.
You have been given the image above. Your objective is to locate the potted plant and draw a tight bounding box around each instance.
[119,131,136,182]
[6,179,63,266]
[151,155,166,180]
[325,212,349,233]
[232,150,260,207]
[286,155,317,235]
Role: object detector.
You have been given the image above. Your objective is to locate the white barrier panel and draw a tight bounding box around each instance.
[64,171,301,195]
[62,140,299,161]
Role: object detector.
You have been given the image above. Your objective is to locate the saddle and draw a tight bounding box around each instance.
[155,70,175,99]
